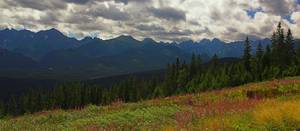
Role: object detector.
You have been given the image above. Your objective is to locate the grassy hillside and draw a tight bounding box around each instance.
[1,77,300,130]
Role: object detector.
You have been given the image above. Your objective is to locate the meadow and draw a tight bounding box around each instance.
[1,77,300,130]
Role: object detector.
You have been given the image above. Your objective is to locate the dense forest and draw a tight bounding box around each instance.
[1,22,300,117]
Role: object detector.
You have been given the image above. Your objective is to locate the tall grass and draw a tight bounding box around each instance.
[253,100,300,130]
[0,77,300,130]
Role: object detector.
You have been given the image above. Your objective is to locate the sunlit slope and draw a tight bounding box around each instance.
[1,77,300,130]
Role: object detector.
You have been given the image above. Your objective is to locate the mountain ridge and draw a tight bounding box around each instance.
[0,28,297,79]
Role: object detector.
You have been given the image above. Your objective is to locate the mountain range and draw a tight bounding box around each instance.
[0,28,276,79]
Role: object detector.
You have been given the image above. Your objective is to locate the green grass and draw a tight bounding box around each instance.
[1,77,300,130]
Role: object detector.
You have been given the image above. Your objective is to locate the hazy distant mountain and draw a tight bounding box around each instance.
[177,38,272,58]
[0,28,80,59]
[0,28,280,79]
[39,36,190,78]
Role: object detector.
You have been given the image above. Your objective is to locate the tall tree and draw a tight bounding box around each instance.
[263,45,271,68]
[243,36,252,72]
[189,53,197,78]
[255,42,264,80]
[285,28,295,65]
[211,54,219,70]
[277,22,286,67]
[256,42,264,60]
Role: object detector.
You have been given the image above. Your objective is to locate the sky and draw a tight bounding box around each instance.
[0,0,300,42]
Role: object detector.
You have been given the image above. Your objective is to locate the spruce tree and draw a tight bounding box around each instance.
[296,42,300,73]
[285,28,295,65]
[263,45,271,68]
[243,36,252,72]
[256,42,264,60]
[211,54,219,69]
[255,42,264,80]
[189,53,197,78]
[277,22,286,68]
[196,54,202,72]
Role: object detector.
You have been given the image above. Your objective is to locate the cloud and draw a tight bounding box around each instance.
[148,7,186,22]
[114,0,152,4]
[4,0,67,10]
[87,4,130,21]
[292,11,300,23]
[135,24,165,31]
[257,0,299,16]
[0,0,300,42]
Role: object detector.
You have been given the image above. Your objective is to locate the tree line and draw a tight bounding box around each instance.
[1,22,300,117]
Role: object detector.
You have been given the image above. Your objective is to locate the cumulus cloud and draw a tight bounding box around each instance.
[257,0,299,16]
[3,0,67,10]
[0,0,300,42]
[148,7,186,21]
[87,4,130,21]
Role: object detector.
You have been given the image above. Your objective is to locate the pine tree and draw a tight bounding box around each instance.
[255,42,264,80]
[263,45,271,69]
[285,28,295,65]
[277,22,286,68]
[297,42,300,62]
[211,54,219,70]
[296,42,300,73]
[175,57,181,72]
[0,101,5,117]
[7,96,19,115]
[256,42,264,60]
[189,53,197,78]
[243,36,252,72]
[196,54,202,72]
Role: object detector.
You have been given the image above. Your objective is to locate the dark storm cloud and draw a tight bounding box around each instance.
[148,7,186,22]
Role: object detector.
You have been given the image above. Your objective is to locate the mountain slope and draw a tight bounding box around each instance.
[0,48,38,69]
[39,38,190,79]
[1,77,300,130]
[0,29,80,59]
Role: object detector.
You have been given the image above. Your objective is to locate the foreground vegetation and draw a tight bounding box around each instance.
[1,76,300,130]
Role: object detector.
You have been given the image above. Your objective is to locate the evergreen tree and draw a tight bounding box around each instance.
[189,53,197,78]
[276,22,286,68]
[0,101,4,118]
[297,42,300,63]
[211,54,219,69]
[256,42,264,60]
[285,28,295,65]
[196,54,202,72]
[243,36,252,72]
[296,42,300,73]
[255,42,264,80]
